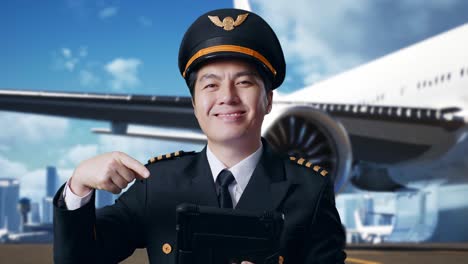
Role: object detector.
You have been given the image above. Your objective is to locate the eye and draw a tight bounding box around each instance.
[236,80,253,86]
[203,83,217,89]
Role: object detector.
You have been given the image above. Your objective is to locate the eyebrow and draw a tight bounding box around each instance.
[233,71,259,79]
[198,71,259,82]
[199,73,222,82]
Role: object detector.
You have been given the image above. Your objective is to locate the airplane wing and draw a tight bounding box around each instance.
[274,101,466,164]
[1,88,465,162]
[1,88,466,192]
[0,89,204,143]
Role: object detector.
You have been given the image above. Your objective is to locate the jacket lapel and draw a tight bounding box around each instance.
[236,141,294,211]
[188,147,219,207]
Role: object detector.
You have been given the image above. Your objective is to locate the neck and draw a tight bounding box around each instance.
[208,137,262,168]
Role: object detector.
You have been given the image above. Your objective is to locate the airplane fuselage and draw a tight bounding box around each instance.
[283,24,468,120]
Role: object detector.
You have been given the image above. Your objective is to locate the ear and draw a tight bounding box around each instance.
[266,90,273,114]
[191,97,198,118]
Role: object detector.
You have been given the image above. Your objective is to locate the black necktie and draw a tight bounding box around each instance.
[216,169,235,208]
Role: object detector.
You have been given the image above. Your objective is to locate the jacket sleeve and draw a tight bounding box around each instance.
[304,176,347,264]
[53,179,147,264]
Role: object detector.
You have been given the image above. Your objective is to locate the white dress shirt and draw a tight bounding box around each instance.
[63,143,263,210]
[206,143,263,208]
[63,179,93,210]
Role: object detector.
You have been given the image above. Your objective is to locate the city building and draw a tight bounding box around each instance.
[0,178,20,232]
[46,166,58,197]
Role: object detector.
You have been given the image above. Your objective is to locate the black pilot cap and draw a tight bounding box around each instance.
[178,8,286,90]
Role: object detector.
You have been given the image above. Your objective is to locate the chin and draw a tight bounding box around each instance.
[210,131,249,143]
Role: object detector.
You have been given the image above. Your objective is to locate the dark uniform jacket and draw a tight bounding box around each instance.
[53,142,346,263]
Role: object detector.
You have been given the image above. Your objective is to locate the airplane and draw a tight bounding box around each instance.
[0,1,467,196]
[352,210,394,244]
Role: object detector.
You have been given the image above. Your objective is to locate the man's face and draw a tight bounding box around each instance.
[192,59,273,145]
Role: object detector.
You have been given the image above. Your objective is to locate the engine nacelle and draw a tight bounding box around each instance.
[262,106,353,193]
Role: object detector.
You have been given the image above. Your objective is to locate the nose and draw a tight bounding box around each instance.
[218,82,240,105]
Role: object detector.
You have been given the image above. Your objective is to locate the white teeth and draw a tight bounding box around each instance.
[219,112,242,117]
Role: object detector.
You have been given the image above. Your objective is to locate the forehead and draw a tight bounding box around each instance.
[196,59,259,78]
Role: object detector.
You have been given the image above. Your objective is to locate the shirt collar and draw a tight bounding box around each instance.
[206,143,263,192]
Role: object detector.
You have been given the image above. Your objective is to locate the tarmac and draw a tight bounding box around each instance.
[344,243,468,264]
[0,243,467,263]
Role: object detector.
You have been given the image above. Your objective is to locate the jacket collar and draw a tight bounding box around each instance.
[235,138,294,211]
[188,139,294,211]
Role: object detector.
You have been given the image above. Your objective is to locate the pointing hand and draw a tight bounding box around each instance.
[69,151,150,196]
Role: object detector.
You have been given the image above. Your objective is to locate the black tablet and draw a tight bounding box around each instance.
[176,203,284,264]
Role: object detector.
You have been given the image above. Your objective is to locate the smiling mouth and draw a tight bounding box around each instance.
[215,111,245,117]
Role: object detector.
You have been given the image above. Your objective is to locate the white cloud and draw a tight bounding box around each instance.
[55,47,80,72]
[65,59,79,71]
[0,155,28,179]
[0,112,69,144]
[105,58,142,90]
[252,0,368,85]
[18,169,47,202]
[79,69,100,87]
[251,0,465,86]
[99,6,118,19]
[62,48,72,58]
[0,154,62,204]
[59,144,99,167]
[138,16,152,27]
[18,167,73,204]
[54,46,99,85]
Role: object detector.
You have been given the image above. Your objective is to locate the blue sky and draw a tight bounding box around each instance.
[1,0,467,203]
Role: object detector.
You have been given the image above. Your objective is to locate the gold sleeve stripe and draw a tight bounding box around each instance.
[183,45,277,77]
[313,165,321,172]
[297,158,305,165]
[320,170,328,176]
[305,161,312,168]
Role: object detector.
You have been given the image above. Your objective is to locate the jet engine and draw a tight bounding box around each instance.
[262,106,353,193]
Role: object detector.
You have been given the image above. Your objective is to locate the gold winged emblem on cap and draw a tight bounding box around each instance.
[208,13,249,31]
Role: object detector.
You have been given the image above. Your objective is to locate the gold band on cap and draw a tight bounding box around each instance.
[183,44,277,77]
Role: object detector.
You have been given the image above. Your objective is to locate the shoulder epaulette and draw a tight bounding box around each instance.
[289,156,328,177]
[147,150,196,164]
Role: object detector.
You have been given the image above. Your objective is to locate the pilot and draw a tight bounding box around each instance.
[53,8,346,264]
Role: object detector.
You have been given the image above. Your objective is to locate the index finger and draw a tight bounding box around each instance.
[117,152,150,179]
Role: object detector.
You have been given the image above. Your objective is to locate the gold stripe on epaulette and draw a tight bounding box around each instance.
[148,150,196,164]
[289,156,328,177]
